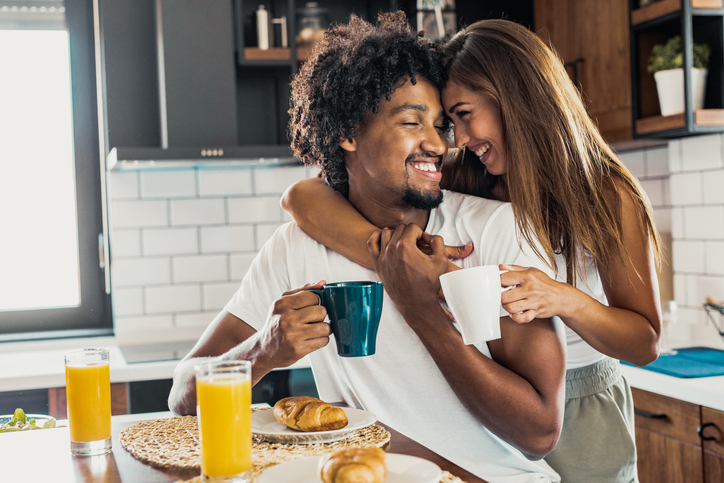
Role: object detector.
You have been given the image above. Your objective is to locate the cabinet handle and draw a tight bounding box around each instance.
[634,408,667,419]
[698,422,717,441]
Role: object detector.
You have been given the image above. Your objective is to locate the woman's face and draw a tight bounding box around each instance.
[441,80,507,175]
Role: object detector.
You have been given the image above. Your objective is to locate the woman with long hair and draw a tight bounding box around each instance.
[283,18,661,481]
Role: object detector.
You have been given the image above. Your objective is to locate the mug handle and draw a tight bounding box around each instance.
[307,288,324,304]
[498,269,515,292]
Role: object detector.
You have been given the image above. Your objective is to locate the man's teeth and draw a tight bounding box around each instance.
[413,163,438,172]
[474,143,491,157]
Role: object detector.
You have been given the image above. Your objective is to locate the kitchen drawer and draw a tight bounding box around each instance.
[702,407,724,457]
[632,388,701,446]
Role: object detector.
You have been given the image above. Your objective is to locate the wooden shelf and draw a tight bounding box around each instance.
[636,109,724,134]
[632,0,681,26]
[243,48,291,61]
[693,0,723,8]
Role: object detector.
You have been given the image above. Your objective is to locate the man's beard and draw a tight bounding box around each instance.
[401,154,444,210]
[401,179,444,210]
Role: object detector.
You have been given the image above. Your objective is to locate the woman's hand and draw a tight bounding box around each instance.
[499,264,572,323]
[368,224,450,321]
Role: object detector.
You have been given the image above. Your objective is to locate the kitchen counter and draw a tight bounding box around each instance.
[0,336,311,393]
[621,323,724,411]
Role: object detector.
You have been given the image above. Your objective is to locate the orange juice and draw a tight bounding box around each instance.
[196,372,252,477]
[65,361,111,442]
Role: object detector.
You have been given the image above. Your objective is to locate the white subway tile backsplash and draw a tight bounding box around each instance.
[668,140,682,173]
[653,208,671,234]
[111,200,168,228]
[686,274,724,308]
[256,223,283,250]
[672,240,705,273]
[198,170,253,197]
[255,166,309,194]
[111,257,171,287]
[645,147,669,177]
[618,150,645,178]
[705,241,724,275]
[640,179,664,207]
[673,274,687,307]
[175,311,218,328]
[146,284,202,314]
[671,207,684,239]
[202,282,241,311]
[680,134,723,171]
[676,306,706,325]
[140,171,196,198]
[110,229,141,258]
[228,196,283,223]
[109,172,140,199]
[173,254,228,283]
[112,287,144,317]
[683,206,724,240]
[669,172,703,206]
[702,169,724,205]
[170,198,226,226]
[114,314,173,332]
[142,227,198,256]
[200,225,255,253]
[230,252,257,280]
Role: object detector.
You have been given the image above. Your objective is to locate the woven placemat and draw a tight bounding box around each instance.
[120,408,391,479]
[175,469,466,483]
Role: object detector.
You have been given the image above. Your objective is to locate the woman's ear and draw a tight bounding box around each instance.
[339,137,357,152]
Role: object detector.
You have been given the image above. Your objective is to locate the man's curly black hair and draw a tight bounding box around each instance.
[288,11,446,197]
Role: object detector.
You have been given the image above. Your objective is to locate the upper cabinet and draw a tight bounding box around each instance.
[630,0,724,138]
[535,0,633,143]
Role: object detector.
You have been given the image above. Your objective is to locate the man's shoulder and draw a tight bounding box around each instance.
[439,190,512,223]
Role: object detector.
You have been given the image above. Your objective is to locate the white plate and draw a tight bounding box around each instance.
[258,453,442,483]
[252,407,376,444]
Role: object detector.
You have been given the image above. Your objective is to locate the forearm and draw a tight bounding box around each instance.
[557,283,659,366]
[168,332,276,415]
[405,304,563,459]
[281,178,376,269]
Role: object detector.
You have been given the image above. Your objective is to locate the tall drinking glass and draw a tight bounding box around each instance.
[195,360,252,482]
[64,348,112,455]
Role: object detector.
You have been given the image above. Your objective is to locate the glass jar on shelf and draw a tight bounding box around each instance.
[295,2,329,58]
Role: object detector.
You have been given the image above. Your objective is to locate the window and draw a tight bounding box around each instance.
[0,0,111,341]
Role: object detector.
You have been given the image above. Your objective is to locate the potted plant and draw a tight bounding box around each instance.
[647,36,711,116]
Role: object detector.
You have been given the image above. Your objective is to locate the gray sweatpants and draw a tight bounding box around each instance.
[545,357,638,483]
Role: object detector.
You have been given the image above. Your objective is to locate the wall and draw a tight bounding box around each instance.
[619,133,724,342]
[106,164,315,344]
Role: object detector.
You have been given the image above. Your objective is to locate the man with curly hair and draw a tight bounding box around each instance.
[170,13,565,482]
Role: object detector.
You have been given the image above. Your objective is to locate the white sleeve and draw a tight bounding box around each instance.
[223,224,293,330]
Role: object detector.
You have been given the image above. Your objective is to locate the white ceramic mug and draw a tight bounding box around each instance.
[439,265,514,344]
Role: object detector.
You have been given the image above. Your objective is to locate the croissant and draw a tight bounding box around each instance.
[273,396,349,432]
[318,447,387,483]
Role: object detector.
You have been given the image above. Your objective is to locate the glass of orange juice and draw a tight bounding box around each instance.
[64,348,112,456]
[195,360,252,482]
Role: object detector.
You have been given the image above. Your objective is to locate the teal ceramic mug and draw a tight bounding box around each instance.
[308,281,383,357]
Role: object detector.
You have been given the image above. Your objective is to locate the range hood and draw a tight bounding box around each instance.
[107,145,296,171]
[108,0,297,170]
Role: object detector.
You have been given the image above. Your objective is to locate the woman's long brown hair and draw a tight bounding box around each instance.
[441,19,662,286]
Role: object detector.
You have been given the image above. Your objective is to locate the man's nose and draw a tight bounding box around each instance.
[421,128,447,156]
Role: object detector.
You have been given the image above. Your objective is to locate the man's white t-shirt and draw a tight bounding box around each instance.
[225,190,561,483]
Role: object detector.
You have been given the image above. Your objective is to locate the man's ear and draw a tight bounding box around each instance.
[339,137,357,152]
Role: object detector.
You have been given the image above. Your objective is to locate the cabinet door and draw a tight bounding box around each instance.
[702,407,724,482]
[534,0,632,141]
[632,388,703,483]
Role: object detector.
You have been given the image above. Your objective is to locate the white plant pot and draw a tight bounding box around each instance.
[653,68,708,116]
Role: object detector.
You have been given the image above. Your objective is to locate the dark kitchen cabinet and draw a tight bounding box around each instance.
[632,388,724,483]
[535,0,634,142]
